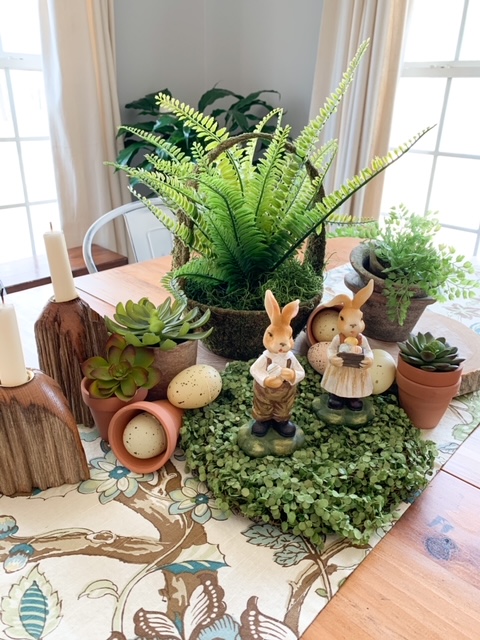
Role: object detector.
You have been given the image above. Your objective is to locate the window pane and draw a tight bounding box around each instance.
[436,226,477,257]
[0,71,14,137]
[30,202,61,256]
[390,78,445,151]
[21,140,57,202]
[429,156,480,229]
[0,207,32,263]
[440,78,480,155]
[0,0,42,55]
[380,153,433,215]
[11,70,50,137]
[460,0,480,59]
[403,0,464,62]
[0,142,25,205]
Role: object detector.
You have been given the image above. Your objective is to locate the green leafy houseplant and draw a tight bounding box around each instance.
[81,333,161,401]
[109,40,431,359]
[103,294,213,351]
[364,204,478,325]
[116,86,280,176]
[397,331,464,372]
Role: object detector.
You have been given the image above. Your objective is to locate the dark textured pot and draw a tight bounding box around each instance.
[396,358,463,429]
[188,294,323,361]
[146,340,198,401]
[80,378,148,442]
[108,399,183,473]
[345,244,436,342]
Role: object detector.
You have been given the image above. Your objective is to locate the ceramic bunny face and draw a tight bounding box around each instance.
[325,279,374,339]
[263,290,300,354]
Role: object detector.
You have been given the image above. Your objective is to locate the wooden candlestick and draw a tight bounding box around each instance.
[34,297,109,426]
[0,370,90,496]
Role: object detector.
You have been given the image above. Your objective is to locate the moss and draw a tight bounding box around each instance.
[181,359,437,549]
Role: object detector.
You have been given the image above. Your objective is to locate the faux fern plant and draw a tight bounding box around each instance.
[110,40,431,312]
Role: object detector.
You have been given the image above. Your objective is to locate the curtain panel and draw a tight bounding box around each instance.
[38,0,130,251]
[309,0,409,220]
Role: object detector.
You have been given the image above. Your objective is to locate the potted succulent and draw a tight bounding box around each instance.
[80,333,161,441]
[103,289,212,400]
[345,205,478,341]
[110,40,431,360]
[396,331,464,429]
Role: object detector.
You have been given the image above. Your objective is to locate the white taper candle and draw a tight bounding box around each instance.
[43,229,78,303]
[0,302,29,387]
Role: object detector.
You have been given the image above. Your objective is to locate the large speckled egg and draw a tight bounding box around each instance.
[123,412,167,459]
[307,341,330,374]
[310,309,339,343]
[167,364,222,409]
[370,349,397,394]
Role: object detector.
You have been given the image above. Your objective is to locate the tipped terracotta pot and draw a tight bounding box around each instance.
[396,358,463,429]
[147,341,198,401]
[80,378,148,442]
[108,400,184,473]
[306,304,343,346]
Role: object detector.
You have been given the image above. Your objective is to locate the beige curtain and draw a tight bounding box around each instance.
[310,0,409,219]
[38,0,130,251]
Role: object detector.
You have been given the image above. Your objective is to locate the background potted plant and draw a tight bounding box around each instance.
[396,331,464,429]
[110,40,431,360]
[80,333,161,441]
[345,204,478,341]
[103,286,212,400]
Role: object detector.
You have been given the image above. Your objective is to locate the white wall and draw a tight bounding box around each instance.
[115,0,323,136]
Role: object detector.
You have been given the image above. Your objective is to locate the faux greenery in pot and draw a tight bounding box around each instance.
[109,40,431,360]
[116,85,280,179]
[81,333,161,401]
[396,331,464,429]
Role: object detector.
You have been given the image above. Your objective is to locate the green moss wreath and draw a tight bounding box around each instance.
[181,359,436,548]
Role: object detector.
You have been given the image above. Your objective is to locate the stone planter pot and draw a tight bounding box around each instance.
[146,340,198,401]
[80,378,148,442]
[345,244,436,342]
[108,399,184,473]
[396,358,463,429]
[189,294,322,361]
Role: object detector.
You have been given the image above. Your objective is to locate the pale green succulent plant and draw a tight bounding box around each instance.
[397,331,464,372]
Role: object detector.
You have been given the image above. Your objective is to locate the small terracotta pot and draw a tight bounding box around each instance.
[80,378,148,442]
[396,358,463,429]
[108,400,184,473]
[147,341,198,401]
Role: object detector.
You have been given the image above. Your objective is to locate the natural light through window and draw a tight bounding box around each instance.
[381,0,480,257]
[0,0,59,265]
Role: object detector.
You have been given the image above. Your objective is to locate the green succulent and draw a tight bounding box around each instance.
[104,296,213,351]
[397,331,465,372]
[81,334,161,401]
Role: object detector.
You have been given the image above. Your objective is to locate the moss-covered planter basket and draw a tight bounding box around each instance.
[180,360,437,548]
[188,295,322,362]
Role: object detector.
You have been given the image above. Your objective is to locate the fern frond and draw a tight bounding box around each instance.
[173,256,229,286]
[119,126,190,163]
[295,39,370,160]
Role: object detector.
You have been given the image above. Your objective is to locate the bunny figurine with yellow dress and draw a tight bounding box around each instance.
[321,279,375,411]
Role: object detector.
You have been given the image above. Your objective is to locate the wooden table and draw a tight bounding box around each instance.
[7,247,480,639]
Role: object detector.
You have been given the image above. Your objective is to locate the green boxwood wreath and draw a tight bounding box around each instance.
[181,359,436,548]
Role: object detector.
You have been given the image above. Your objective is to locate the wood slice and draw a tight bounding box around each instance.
[34,297,109,426]
[0,370,90,496]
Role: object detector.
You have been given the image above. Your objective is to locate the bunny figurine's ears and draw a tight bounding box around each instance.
[325,279,374,310]
[264,290,300,325]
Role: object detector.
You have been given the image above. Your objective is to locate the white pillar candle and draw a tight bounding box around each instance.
[0,303,29,387]
[44,229,78,303]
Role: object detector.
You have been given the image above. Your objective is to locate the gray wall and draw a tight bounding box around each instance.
[114,0,323,136]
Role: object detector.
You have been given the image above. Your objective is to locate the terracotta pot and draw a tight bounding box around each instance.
[345,244,436,342]
[80,378,148,442]
[108,400,184,473]
[395,358,463,429]
[147,340,198,401]
[187,294,323,361]
[306,304,343,346]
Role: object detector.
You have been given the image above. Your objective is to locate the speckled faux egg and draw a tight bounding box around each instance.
[310,309,339,343]
[167,364,222,409]
[122,412,167,459]
[370,349,397,394]
[307,341,330,374]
